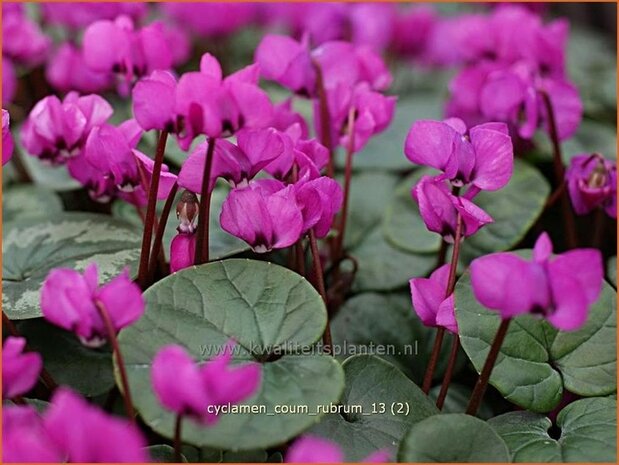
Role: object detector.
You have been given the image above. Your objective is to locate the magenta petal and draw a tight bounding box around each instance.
[436,294,458,334]
[201,347,261,405]
[549,249,603,306]
[543,79,583,141]
[470,253,536,318]
[268,185,304,249]
[170,233,196,273]
[132,70,177,131]
[82,20,128,73]
[95,269,144,332]
[404,120,458,174]
[286,436,344,463]
[533,232,553,263]
[199,53,223,81]
[453,196,494,237]
[2,109,14,165]
[469,126,513,191]
[410,264,450,328]
[2,337,43,399]
[363,449,391,463]
[546,268,589,331]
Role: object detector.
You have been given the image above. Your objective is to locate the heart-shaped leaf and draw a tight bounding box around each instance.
[398,414,510,462]
[456,270,616,412]
[3,185,63,223]
[146,445,188,463]
[489,397,617,462]
[308,355,438,461]
[428,384,494,420]
[118,259,345,450]
[3,212,142,319]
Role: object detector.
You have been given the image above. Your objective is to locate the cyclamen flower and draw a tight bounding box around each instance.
[170,233,196,273]
[41,2,147,30]
[46,43,113,94]
[2,109,14,165]
[566,153,616,218]
[178,128,291,192]
[151,343,261,424]
[3,389,148,462]
[83,16,172,93]
[471,232,603,331]
[286,436,390,463]
[2,337,42,399]
[21,92,113,165]
[160,3,257,38]
[174,53,273,147]
[220,180,303,253]
[294,175,344,237]
[405,118,513,195]
[132,70,178,132]
[413,176,493,242]
[41,264,144,347]
[2,5,50,66]
[410,265,457,334]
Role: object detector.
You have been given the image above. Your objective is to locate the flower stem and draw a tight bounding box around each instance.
[137,130,168,288]
[309,229,332,355]
[174,414,183,463]
[94,301,135,423]
[436,333,459,409]
[332,107,357,270]
[147,182,179,284]
[312,59,334,178]
[194,138,217,265]
[466,318,512,416]
[422,213,463,394]
[592,208,606,249]
[539,91,577,249]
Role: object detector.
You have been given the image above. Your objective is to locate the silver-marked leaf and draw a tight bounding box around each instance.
[398,414,510,462]
[456,269,616,412]
[489,397,617,462]
[3,212,142,319]
[118,259,345,450]
[3,185,63,223]
[20,152,81,191]
[309,355,438,462]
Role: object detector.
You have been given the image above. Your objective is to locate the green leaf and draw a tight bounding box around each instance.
[608,256,616,287]
[456,270,617,412]
[20,152,81,191]
[331,292,464,384]
[118,259,345,450]
[3,185,63,223]
[308,355,438,461]
[459,160,550,263]
[16,319,114,397]
[428,384,494,420]
[2,213,142,319]
[383,168,442,253]
[146,445,187,463]
[343,172,399,249]
[489,397,617,462]
[351,227,436,292]
[399,414,510,462]
[343,95,442,172]
[112,185,247,262]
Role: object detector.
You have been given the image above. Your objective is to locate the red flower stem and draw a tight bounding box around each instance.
[312,59,334,178]
[2,311,58,392]
[194,138,217,265]
[295,241,306,276]
[137,130,168,288]
[466,318,512,416]
[309,229,333,355]
[436,333,459,409]
[592,208,606,249]
[174,414,183,463]
[539,91,577,248]
[147,182,179,284]
[435,240,448,268]
[422,213,463,394]
[94,301,135,423]
[332,108,357,270]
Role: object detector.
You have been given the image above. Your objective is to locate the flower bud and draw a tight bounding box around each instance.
[176,190,199,233]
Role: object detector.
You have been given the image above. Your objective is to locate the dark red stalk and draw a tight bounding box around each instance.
[174,414,183,463]
[592,208,606,249]
[422,213,463,394]
[309,229,332,355]
[137,130,168,288]
[146,182,179,284]
[466,318,512,416]
[94,301,135,423]
[312,59,334,178]
[194,138,217,265]
[436,333,460,409]
[539,91,577,248]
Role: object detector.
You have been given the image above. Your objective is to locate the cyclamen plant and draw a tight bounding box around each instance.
[2,2,617,464]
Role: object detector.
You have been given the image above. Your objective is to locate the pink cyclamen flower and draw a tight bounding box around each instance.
[41,263,144,347]
[83,15,172,93]
[2,109,14,165]
[220,180,303,253]
[2,4,50,66]
[170,232,196,273]
[46,43,113,94]
[2,58,17,105]
[41,2,147,30]
[2,337,42,399]
[566,153,616,219]
[410,265,457,333]
[21,92,113,165]
[470,232,603,331]
[294,175,344,237]
[160,3,257,38]
[3,405,63,462]
[405,118,513,195]
[286,436,390,463]
[45,388,148,462]
[174,53,273,148]
[413,175,493,242]
[132,70,178,132]
[178,128,291,192]
[152,343,261,424]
